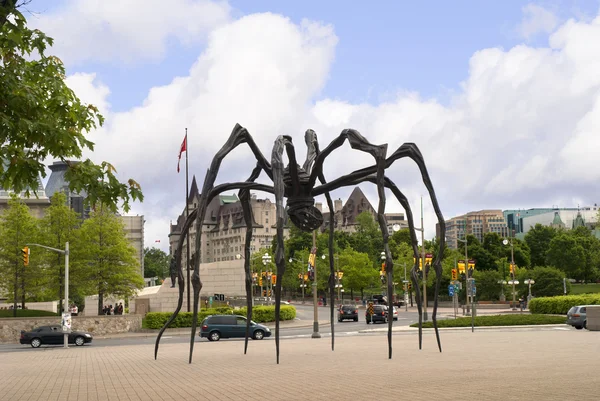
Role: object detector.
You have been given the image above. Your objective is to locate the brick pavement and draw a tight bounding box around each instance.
[0,328,597,401]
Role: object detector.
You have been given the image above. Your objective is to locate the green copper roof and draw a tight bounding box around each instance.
[552,212,565,226]
[572,212,585,228]
[219,194,239,204]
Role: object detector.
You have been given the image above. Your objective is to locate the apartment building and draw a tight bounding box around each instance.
[441,210,508,249]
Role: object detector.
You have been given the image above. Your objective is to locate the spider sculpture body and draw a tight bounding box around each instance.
[155,124,446,364]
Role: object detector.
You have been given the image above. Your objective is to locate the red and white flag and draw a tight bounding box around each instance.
[155,240,161,243]
[177,134,187,173]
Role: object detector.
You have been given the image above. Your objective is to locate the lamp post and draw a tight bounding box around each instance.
[457,219,469,315]
[524,279,535,305]
[289,256,306,304]
[412,196,428,321]
[503,238,517,310]
[311,230,320,339]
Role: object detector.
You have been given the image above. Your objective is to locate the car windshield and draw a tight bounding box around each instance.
[342,306,354,311]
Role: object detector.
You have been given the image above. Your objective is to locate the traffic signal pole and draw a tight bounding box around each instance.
[27,242,70,348]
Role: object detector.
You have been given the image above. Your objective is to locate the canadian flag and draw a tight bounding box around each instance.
[177,134,187,173]
[155,240,161,243]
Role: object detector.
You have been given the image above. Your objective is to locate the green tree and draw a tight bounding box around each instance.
[524,224,557,267]
[0,1,142,212]
[472,269,502,301]
[337,248,378,300]
[546,233,586,280]
[143,247,170,281]
[37,192,81,313]
[517,266,570,298]
[74,205,144,314]
[0,195,40,314]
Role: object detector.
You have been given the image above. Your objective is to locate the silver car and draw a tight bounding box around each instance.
[567,305,590,330]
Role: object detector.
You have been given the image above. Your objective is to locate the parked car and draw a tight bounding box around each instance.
[392,306,398,321]
[366,305,388,324]
[200,315,271,341]
[20,325,93,348]
[567,305,590,330]
[337,305,358,322]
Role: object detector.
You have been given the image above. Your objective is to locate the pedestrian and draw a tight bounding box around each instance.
[109,304,113,315]
[119,302,124,315]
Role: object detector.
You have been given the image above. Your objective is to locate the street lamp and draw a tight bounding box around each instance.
[524,279,535,304]
[289,256,307,304]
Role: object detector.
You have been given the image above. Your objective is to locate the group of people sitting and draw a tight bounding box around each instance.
[102,302,124,315]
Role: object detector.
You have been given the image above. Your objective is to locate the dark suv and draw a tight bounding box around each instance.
[337,305,358,322]
[366,305,388,324]
[200,315,271,341]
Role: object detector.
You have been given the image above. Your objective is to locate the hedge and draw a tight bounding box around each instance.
[528,294,600,315]
[411,314,567,328]
[0,309,59,318]
[145,305,296,329]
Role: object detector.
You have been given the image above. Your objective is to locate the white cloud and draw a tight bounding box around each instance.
[62,9,600,248]
[65,73,111,114]
[517,3,559,40]
[32,0,232,65]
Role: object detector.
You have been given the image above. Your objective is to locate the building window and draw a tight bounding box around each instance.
[266,218,269,224]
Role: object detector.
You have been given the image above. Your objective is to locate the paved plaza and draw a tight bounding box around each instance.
[0,328,597,401]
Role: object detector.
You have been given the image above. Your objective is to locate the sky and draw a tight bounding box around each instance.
[24,0,600,253]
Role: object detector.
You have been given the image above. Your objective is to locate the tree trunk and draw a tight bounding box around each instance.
[97,292,104,315]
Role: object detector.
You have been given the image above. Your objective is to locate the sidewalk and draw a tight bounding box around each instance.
[0,328,597,400]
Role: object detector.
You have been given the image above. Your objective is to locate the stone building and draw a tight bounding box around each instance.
[169,176,287,266]
[318,187,407,233]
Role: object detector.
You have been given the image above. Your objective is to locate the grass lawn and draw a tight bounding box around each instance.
[411,314,566,328]
[570,283,600,295]
[0,309,59,318]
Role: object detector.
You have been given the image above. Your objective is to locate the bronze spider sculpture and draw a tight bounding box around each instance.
[155,123,446,364]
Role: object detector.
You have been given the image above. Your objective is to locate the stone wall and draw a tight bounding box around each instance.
[0,315,142,344]
[131,259,246,313]
[0,301,58,313]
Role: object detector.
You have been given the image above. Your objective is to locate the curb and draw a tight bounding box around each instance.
[358,324,567,334]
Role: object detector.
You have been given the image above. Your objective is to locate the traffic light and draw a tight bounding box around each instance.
[263,290,267,297]
[258,278,263,287]
[22,246,29,266]
[381,262,386,274]
[509,263,515,278]
[271,275,277,285]
[457,260,466,274]
[407,283,412,291]
[267,290,271,297]
[451,269,457,281]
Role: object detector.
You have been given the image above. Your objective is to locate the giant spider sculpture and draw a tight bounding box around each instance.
[155,123,446,364]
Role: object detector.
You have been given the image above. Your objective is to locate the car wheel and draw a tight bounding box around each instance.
[74,336,85,346]
[253,330,265,340]
[209,331,221,341]
[30,338,42,348]
[575,325,583,330]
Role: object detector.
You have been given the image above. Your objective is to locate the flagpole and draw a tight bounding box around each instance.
[185,128,191,312]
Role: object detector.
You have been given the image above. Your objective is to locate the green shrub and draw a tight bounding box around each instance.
[144,305,296,329]
[528,294,600,315]
[411,314,567,328]
[235,305,296,323]
[145,307,234,329]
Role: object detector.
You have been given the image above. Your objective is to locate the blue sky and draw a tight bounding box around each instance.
[39,0,599,112]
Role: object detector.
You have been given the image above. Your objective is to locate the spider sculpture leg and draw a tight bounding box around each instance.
[240,164,263,355]
[157,124,273,364]
[154,208,197,360]
[313,140,445,352]
[306,129,337,351]
[272,136,291,365]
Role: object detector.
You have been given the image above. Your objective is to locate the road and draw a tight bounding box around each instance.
[3,304,550,353]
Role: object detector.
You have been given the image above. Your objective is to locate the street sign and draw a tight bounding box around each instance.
[448,285,454,296]
[61,312,72,332]
[214,293,225,301]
